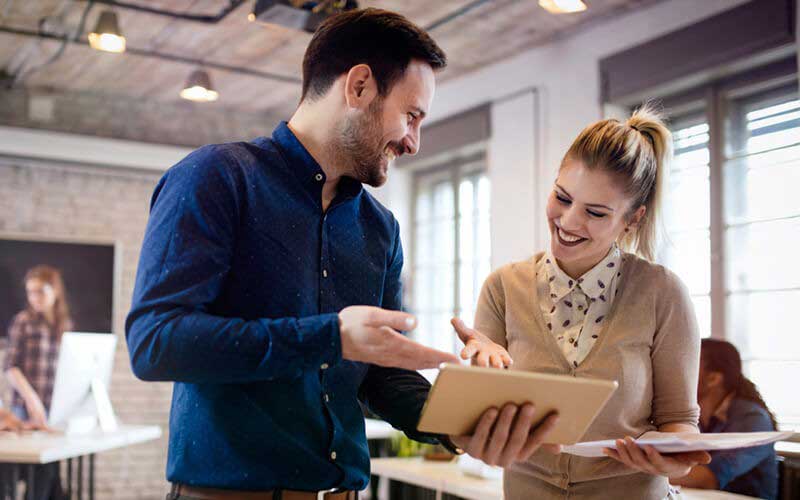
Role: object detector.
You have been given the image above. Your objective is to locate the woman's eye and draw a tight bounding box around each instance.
[587,210,607,218]
[555,194,571,204]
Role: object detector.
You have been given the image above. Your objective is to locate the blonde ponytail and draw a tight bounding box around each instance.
[561,103,672,261]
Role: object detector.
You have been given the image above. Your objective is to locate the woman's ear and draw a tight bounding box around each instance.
[343,64,378,109]
[707,371,725,389]
[625,205,647,232]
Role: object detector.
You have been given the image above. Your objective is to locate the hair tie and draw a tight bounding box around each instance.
[630,124,640,132]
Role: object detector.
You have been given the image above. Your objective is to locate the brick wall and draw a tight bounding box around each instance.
[0,87,288,499]
[0,87,285,147]
[0,158,170,499]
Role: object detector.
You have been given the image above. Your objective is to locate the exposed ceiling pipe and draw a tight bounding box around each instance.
[0,25,302,84]
[89,0,247,24]
[424,0,494,31]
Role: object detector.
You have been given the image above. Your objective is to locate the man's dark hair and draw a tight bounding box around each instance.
[301,8,447,102]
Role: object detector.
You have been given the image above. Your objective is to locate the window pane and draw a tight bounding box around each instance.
[726,217,800,292]
[725,85,800,429]
[690,295,711,339]
[744,360,800,430]
[658,229,710,295]
[664,166,710,231]
[728,290,800,360]
[659,117,711,303]
[725,155,800,225]
[412,167,490,353]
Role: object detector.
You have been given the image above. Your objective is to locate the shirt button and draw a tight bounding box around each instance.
[323,269,328,278]
[320,363,329,370]
[315,173,324,182]
[330,451,337,460]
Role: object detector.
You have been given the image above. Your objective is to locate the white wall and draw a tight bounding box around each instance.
[374,0,752,269]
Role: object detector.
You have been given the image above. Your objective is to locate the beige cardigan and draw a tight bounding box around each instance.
[474,252,700,499]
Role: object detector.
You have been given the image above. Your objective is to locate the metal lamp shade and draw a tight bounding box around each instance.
[180,69,219,102]
[89,11,126,52]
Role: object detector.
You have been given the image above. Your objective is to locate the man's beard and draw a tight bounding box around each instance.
[332,99,398,187]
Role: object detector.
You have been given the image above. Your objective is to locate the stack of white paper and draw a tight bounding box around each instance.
[563,431,795,458]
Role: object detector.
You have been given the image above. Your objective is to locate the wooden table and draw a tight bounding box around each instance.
[370,457,760,500]
[0,425,161,500]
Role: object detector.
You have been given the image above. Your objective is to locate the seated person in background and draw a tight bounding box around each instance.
[671,338,779,500]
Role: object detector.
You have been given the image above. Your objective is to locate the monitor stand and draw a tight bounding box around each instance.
[64,378,118,435]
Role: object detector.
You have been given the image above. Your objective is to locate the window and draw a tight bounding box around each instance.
[659,116,712,338]
[657,61,800,429]
[410,159,491,355]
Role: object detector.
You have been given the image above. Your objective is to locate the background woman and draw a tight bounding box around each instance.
[452,105,710,499]
[5,265,73,426]
[670,338,779,499]
[4,265,72,500]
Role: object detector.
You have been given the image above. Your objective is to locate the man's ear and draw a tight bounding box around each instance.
[343,64,378,109]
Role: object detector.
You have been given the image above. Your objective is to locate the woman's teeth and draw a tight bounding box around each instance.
[558,228,584,243]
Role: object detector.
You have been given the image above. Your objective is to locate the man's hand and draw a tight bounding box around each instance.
[339,306,460,371]
[452,318,513,369]
[450,403,561,467]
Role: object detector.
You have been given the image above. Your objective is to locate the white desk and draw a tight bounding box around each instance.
[0,425,161,500]
[370,457,759,500]
[365,419,398,441]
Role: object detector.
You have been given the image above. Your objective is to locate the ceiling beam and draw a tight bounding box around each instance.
[0,25,303,85]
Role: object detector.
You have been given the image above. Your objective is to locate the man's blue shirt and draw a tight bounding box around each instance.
[703,398,779,500]
[125,122,437,491]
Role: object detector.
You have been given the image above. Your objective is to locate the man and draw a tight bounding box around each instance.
[127,8,552,500]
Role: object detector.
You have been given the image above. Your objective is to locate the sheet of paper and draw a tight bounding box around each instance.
[562,431,795,458]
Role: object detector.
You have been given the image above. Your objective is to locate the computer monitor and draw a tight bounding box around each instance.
[48,332,117,433]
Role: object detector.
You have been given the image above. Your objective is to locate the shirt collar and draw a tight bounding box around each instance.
[544,245,621,301]
[269,121,363,201]
[710,391,736,425]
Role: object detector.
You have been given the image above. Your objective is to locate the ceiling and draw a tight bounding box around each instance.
[0,0,663,117]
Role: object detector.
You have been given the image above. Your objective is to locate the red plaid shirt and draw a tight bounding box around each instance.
[4,310,69,413]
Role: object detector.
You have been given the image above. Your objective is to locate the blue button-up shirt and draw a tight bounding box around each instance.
[126,122,438,491]
[703,397,779,500]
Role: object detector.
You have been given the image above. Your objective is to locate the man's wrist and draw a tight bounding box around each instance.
[439,435,465,455]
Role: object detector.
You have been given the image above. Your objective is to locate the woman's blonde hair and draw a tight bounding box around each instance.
[561,103,672,261]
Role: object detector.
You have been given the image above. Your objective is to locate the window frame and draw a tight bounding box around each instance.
[656,57,798,341]
[409,150,489,353]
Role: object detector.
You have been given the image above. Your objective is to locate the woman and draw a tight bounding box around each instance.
[670,339,779,499]
[452,105,710,499]
[4,265,72,500]
[5,265,73,427]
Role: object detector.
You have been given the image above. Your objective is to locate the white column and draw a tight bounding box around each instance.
[488,89,542,269]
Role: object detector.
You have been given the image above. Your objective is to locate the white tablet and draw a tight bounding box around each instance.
[417,363,618,445]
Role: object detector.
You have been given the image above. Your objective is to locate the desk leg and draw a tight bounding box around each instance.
[24,466,34,500]
[11,464,19,500]
[89,455,94,500]
[77,457,83,500]
[66,459,72,500]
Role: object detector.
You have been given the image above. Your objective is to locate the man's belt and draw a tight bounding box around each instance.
[171,484,357,500]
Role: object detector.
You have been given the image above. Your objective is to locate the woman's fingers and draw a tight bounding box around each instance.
[475,350,491,367]
[623,437,658,475]
[613,439,634,466]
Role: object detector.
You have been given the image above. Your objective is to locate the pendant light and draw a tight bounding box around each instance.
[88,10,126,53]
[180,69,219,102]
[539,0,588,14]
